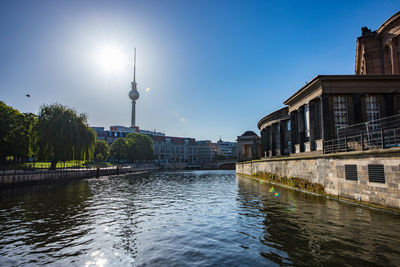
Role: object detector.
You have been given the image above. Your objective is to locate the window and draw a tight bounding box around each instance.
[334,96,348,130]
[365,95,380,126]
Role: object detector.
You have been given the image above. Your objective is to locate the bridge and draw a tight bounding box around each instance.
[216,160,237,170]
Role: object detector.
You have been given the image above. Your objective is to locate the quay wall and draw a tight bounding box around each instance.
[236,149,400,210]
[0,166,159,187]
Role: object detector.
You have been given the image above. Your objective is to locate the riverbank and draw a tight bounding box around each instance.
[236,149,400,212]
[0,165,159,187]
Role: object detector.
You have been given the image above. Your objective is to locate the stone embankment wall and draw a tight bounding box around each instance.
[236,149,400,210]
[0,166,159,187]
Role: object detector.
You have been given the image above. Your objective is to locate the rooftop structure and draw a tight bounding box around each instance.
[355,11,400,75]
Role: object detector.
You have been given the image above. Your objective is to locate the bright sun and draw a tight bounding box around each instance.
[94,45,126,73]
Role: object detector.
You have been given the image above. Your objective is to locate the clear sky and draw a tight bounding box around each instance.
[0,1,399,142]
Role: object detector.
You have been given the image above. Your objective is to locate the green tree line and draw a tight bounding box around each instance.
[0,102,154,169]
[109,133,154,162]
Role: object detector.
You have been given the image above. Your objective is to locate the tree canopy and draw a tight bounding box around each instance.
[30,103,96,169]
[94,140,110,161]
[110,138,128,161]
[0,101,36,162]
[110,133,154,162]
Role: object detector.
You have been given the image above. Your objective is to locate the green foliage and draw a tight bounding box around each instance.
[110,133,154,162]
[30,103,96,167]
[94,140,110,161]
[0,101,37,162]
[126,133,154,161]
[110,138,128,161]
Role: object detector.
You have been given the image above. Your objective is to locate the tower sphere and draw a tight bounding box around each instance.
[128,84,139,100]
[129,88,139,100]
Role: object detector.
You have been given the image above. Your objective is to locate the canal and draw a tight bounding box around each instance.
[0,170,399,266]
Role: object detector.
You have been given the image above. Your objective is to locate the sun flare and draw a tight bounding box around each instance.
[94,45,126,73]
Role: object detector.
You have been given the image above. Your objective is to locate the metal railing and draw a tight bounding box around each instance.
[324,127,400,154]
[337,114,400,138]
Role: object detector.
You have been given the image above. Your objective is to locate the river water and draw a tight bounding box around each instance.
[0,170,399,266]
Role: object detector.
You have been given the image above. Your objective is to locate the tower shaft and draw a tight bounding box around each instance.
[131,100,136,127]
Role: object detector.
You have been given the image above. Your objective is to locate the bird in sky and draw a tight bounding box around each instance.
[26,94,30,98]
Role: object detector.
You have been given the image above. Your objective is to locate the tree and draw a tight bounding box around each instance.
[94,140,110,161]
[0,102,36,162]
[138,134,154,160]
[30,103,96,170]
[125,134,138,161]
[110,138,128,161]
[125,133,154,161]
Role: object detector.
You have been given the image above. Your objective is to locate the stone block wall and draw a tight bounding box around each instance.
[236,151,400,210]
[0,166,159,186]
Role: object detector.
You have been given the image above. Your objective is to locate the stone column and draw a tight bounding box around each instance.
[298,106,305,152]
[290,111,298,153]
[352,94,363,124]
[260,129,265,157]
[308,101,316,151]
[389,39,400,74]
[265,126,271,157]
[384,45,393,74]
[271,124,276,156]
[280,120,287,155]
[320,94,332,141]
[384,93,395,117]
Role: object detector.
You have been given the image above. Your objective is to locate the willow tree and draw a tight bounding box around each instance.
[30,103,96,170]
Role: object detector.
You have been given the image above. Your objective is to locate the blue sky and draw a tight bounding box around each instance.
[0,1,399,142]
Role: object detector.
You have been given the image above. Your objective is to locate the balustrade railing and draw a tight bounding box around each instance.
[323,127,400,154]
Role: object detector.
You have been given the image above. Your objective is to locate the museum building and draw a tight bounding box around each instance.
[258,12,400,158]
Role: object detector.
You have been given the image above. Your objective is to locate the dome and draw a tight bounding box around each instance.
[129,89,139,100]
[241,131,258,136]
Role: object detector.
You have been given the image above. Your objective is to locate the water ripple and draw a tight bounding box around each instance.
[0,170,400,266]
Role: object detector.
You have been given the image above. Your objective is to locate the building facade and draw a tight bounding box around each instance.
[257,12,400,158]
[237,131,261,161]
[356,11,400,75]
[196,140,216,163]
[216,139,237,159]
[153,135,197,164]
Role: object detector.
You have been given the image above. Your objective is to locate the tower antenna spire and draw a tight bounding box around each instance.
[133,48,136,83]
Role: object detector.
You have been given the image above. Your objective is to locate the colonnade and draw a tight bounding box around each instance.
[384,37,400,75]
[260,96,329,157]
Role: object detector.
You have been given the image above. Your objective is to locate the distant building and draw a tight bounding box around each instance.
[139,129,165,137]
[237,131,261,161]
[152,136,197,164]
[110,125,138,133]
[216,139,237,159]
[196,140,216,163]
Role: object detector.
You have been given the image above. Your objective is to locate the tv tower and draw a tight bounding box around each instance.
[128,48,140,127]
